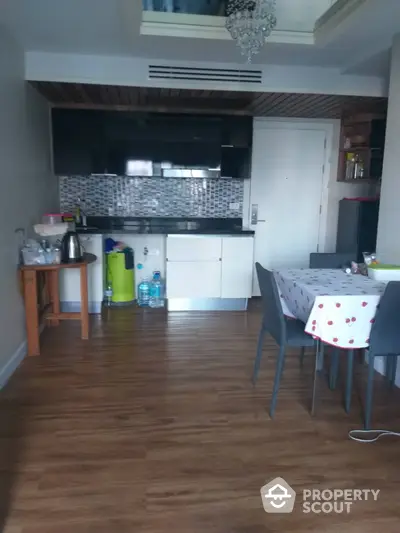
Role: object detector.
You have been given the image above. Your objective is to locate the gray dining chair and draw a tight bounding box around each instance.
[252,263,317,417]
[309,252,355,269]
[364,282,400,429]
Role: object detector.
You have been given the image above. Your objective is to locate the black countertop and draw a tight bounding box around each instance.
[76,217,255,236]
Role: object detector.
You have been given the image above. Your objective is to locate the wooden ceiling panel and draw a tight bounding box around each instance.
[29,81,387,119]
[258,93,293,116]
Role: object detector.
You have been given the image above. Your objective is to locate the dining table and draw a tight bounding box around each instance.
[274,268,387,349]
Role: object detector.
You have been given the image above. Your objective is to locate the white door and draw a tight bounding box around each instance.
[250,123,326,295]
[221,237,254,298]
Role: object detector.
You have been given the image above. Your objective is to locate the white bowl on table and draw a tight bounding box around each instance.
[368,265,400,282]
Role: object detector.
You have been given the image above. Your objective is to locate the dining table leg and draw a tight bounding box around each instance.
[23,269,40,356]
[317,342,325,371]
[48,270,60,326]
[80,263,89,340]
[311,339,320,415]
[345,350,354,413]
[389,356,398,389]
[329,349,340,390]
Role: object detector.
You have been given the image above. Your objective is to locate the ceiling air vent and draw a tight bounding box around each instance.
[148,64,262,84]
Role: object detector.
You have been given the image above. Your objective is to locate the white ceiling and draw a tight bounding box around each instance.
[1,0,332,56]
[0,0,396,81]
[1,0,134,56]
[141,0,334,34]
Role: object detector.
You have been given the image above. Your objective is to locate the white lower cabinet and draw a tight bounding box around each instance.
[166,235,254,299]
[166,261,221,298]
[167,236,221,262]
[221,237,254,298]
[166,236,222,299]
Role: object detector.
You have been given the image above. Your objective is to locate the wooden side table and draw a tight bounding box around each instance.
[20,253,97,356]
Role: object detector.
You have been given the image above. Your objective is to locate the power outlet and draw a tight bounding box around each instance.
[229,202,240,210]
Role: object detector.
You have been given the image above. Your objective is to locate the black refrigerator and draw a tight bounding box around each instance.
[336,198,380,263]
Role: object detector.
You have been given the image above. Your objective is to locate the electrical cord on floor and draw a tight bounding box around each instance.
[349,429,400,443]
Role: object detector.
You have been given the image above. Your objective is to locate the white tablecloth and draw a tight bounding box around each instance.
[275,269,386,349]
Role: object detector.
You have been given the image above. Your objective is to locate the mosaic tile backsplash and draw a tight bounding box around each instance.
[59,176,244,218]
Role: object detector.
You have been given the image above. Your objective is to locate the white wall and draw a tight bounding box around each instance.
[0,28,58,379]
[376,34,400,264]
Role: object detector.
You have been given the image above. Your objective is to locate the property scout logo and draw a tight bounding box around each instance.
[260,478,380,514]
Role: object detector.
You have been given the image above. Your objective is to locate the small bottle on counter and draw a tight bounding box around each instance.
[137,279,151,307]
[149,271,165,308]
[104,282,113,307]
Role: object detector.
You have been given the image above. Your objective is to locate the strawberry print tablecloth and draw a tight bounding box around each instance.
[274,269,386,349]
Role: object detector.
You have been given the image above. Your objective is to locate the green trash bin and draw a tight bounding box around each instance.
[107,248,135,304]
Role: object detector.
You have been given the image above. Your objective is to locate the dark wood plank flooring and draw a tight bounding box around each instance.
[1,306,400,532]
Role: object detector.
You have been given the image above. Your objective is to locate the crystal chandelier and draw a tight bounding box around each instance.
[225,0,277,62]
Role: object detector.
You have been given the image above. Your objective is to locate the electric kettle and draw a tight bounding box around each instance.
[60,231,83,263]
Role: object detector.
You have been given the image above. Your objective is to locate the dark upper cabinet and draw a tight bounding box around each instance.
[220,117,252,177]
[221,147,250,179]
[52,110,252,178]
[52,109,109,175]
[109,141,220,175]
[222,116,253,147]
[52,110,89,175]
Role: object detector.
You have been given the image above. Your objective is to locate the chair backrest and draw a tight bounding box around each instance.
[309,252,355,269]
[255,262,286,345]
[369,282,400,356]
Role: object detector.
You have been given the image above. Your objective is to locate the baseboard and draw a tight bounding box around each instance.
[167,298,248,311]
[0,323,43,388]
[61,301,102,314]
[0,339,27,388]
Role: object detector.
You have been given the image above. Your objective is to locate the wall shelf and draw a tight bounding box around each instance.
[339,147,382,152]
[337,113,386,183]
[341,178,380,184]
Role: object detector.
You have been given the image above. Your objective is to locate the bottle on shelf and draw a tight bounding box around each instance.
[351,153,365,179]
[149,271,165,308]
[137,278,151,307]
[355,154,364,179]
[104,282,113,307]
[353,154,360,179]
[343,137,352,150]
[345,153,355,180]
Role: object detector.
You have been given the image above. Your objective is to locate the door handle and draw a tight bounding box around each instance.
[251,204,266,225]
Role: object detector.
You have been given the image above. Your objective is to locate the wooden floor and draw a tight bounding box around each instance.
[2,305,400,532]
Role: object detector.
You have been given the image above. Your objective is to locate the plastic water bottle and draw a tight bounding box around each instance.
[149,271,165,308]
[137,279,151,307]
[104,282,113,307]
